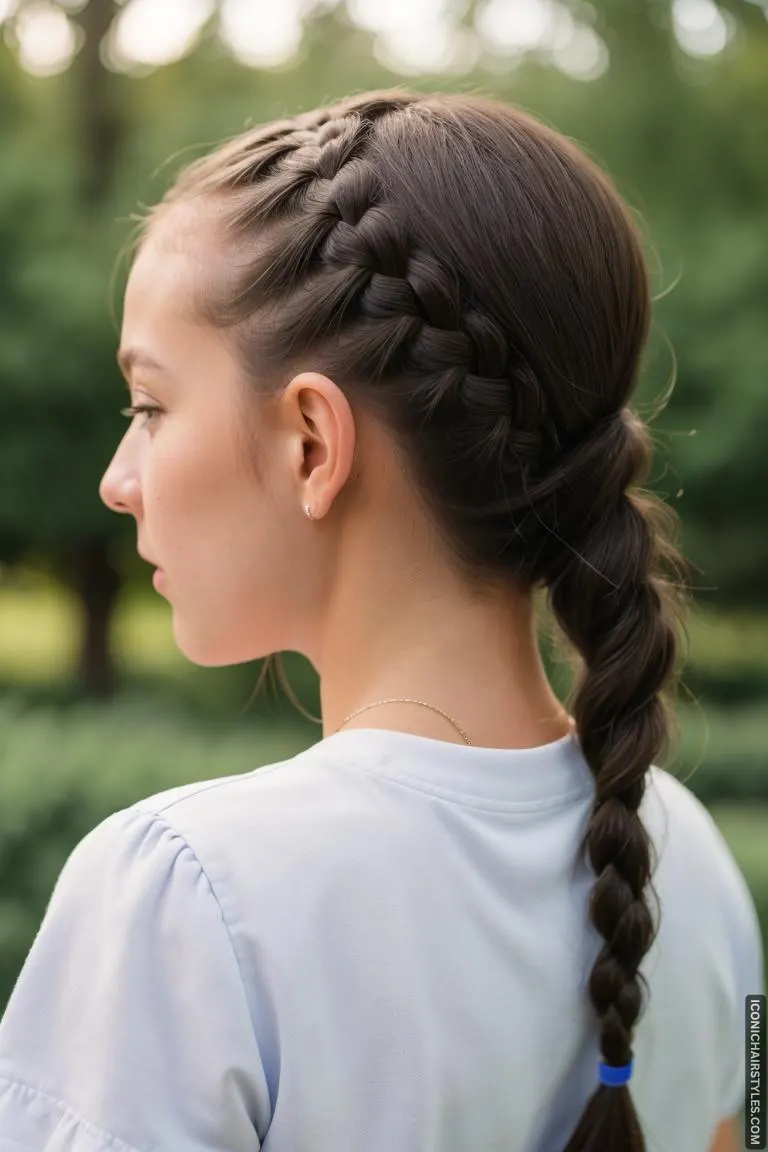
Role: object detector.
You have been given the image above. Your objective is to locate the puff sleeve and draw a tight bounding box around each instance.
[0,808,270,1151]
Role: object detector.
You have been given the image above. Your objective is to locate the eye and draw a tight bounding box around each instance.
[120,404,162,427]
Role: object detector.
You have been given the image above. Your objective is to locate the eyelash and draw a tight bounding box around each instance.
[120,404,162,426]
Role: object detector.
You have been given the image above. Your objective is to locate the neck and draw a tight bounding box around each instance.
[292,417,571,751]
[311,563,569,750]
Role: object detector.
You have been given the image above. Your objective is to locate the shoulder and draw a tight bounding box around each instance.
[44,804,225,955]
[645,765,747,878]
[645,769,766,1120]
[0,798,273,1150]
[107,737,386,889]
[47,745,323,944]
[644,765,750,902]
[644,765,763,981]
[125,737,348,832]
[101,737,434,944]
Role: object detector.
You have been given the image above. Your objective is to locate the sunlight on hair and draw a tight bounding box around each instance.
[110,0,213,70]
[672,0,735,57]
[13,0,77,76]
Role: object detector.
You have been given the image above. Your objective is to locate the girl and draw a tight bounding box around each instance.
[0,89,761,1152]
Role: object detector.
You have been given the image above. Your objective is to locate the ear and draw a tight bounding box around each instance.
[282,372,357,518]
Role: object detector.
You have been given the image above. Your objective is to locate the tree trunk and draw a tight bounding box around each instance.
[73,0,121,209]
[70,0,123,697]
[73,539,121,698]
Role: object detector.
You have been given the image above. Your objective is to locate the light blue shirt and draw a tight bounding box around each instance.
[0,727,763,1150]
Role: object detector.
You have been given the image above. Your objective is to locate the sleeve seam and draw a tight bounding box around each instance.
[0,1075,143,1152]
[131,809,262,1057]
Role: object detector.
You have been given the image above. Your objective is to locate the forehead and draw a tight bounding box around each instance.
[123,206,211,325]
[120,203,248,391]
[121,201,241,363]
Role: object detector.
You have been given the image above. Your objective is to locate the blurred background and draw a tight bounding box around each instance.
[0,0,766,1051]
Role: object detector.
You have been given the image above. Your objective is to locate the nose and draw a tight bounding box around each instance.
[99,454,142,516]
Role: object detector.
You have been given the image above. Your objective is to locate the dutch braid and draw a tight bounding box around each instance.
[144,89,691,1151]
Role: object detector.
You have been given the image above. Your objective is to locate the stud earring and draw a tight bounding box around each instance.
[304,504,314,520]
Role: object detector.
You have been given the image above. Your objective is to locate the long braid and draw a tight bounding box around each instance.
[541,413,689,1149]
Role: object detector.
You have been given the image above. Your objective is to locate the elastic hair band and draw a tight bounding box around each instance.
[598,1058,633,1087]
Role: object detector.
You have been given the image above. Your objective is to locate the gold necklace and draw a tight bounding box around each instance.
[334,698,472,745]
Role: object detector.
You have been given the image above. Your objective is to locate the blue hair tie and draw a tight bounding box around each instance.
[598,1058,633,1087]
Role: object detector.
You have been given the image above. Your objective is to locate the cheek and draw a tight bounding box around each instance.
[146,422,306,664]
[169,515,305,666]
[145,420,234,548]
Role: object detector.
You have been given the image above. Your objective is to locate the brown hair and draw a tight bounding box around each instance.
[144,88,689,1149]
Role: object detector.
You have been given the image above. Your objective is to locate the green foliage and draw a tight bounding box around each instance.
[0,0,767,655]
[668,701,768,802]
[0,77,132,566]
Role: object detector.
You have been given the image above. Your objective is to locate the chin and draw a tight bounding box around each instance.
[171,618,268,668]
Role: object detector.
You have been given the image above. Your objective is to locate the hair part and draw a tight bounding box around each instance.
[143,88,691,1150]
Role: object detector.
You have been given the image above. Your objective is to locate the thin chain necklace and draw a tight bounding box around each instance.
[334,698,472,745]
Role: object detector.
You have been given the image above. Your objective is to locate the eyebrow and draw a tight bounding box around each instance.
[117,347,169,380]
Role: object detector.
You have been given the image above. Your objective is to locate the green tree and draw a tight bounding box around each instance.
[0,0,128,696]
[0,0,767,700]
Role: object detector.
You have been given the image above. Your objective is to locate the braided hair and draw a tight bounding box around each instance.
[142,89,690,1150]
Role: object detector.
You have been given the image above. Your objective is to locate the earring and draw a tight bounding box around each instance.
[304,504,314,520]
